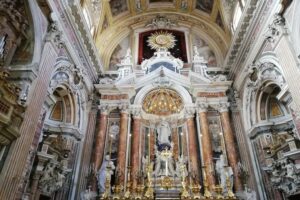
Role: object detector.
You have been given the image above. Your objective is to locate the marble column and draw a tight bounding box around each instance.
[186,116,200,183]
[198,105,215,189]
[116,110,129,185]
[131,114,141,189]
[92,108,108,191]
[219,104,243,191]
[149,124,155,161]
[171,124,179,161]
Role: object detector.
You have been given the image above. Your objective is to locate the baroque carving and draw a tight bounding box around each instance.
[264,159,300,195]
[265,14,286,43]
[145,15,177,29]
[38,161,70,195]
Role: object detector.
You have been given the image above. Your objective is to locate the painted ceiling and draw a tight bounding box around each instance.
[85,0,235,71]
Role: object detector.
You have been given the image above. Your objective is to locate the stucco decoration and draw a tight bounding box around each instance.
[192,34,217,67]
[109,35,130,71]
[196,0,214,13]
[109,0,128,17]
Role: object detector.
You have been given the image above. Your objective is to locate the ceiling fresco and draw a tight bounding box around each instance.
[91,0,234,71]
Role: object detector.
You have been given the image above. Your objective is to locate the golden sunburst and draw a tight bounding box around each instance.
[147,31,176,51]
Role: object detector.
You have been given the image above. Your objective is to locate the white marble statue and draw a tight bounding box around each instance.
[39,162,55,185]
[176,155,188,178]
[216,154,233,192]
[109,122,119,137]
[156,121,171,145]
[243,186,257,200]
[97,155,115,193]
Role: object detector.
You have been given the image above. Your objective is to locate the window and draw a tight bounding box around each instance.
[83,7,92,29]
[232,1,245,32]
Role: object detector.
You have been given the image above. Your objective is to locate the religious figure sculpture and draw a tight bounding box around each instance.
[285,159,299,182]
[156,121,171,146]
[215,154,233,192]
[153,146,176,177]
[39,162,55,186]
[176,155,188,178]
[39,161,69,195]
[97,155,115,193]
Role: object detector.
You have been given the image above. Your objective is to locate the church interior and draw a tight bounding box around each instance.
[1,0,300,199]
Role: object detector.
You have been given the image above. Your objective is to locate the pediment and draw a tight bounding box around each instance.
[135,67,191,89]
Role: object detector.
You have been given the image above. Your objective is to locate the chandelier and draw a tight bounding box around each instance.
[142,88,183,115]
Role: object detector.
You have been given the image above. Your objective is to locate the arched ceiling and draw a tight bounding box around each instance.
[92,0,234,70]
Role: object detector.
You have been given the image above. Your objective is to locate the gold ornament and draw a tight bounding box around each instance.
[147,31,176,50]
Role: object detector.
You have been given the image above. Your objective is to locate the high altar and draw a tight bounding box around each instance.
[93,32,243,200]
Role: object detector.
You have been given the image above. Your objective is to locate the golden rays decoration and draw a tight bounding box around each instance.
[147,31,176,50]
[142,88,183,115]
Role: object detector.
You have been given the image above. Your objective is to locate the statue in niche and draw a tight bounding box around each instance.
[209,120,222,153]
[215,154,233,192]
[156,121,171,147]
[97,155,115,193]
[109,122,119,138]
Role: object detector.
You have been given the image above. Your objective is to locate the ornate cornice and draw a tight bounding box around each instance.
[226,0,278,79]
[47,0,100,83]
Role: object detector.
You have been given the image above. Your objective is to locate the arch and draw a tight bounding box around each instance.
[97,12,229,70]
[134,83,193,105]
[242,59,287,131]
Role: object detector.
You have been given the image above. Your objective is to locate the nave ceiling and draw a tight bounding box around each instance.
[82,0,235,71]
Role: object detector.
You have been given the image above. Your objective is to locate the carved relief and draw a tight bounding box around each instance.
[0,0,33,65]
[109,36,130,71]
[192,34,217,67]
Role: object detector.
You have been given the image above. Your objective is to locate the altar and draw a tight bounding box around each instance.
[95,31,245,200]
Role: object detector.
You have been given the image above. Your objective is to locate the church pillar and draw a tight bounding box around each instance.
[171,124,179,161]
[186,115,200,183]
[131,114,141,189]
[116,109,129,185]
[92,107,108,191]
[219,104,243,192]
[149,124,155,161]
[198,105,215,189]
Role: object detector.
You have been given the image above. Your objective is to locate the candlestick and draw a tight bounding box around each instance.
[148,133,150,163]
[109,134,113,159]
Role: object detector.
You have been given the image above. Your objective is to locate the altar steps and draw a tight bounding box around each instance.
[154,189,181,200]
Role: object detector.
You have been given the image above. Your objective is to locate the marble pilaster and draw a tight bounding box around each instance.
[76,110,97,196]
